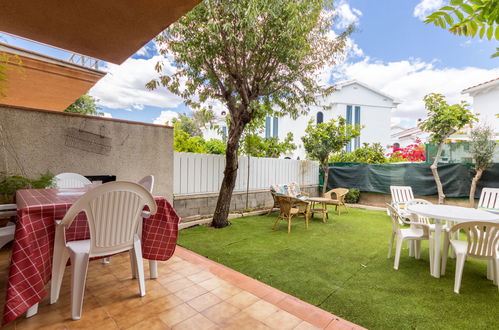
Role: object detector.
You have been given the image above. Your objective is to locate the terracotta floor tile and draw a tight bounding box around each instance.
[142,294,183,314]
[225,291,260,310]
[187,292,222,312]
[261,289,287,305]
[294,321,321,330]
[210,283,242,300]
[275,297,334,328]
[243,300,279,322]
[325,318,360,330]
[161,277,196,293]
[198,277,224,291]
[3,247,362,330]
[174,284,208,302]
[124,317,171,330]
[159,303,198,327]
[172,312,216,330]
[218,311,271,330]
[175,264,204,277]
[68,317,119,330]
[263,309,302,330]
[138,280,171,303]
[157,272,184,285]
[201,301,241,324]
[187,270,216,283]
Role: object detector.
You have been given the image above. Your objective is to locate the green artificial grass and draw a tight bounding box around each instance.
[178,207,499,330]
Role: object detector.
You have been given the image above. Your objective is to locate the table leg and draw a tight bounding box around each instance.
[26,303,38,318]
[432,221,442,278]
[322,203,327,223]
[149,260,158,279]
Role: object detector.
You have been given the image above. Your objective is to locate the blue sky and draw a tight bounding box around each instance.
[1,0,498,127]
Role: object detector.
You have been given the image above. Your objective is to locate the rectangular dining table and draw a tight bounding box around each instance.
[3,187,180,325]
[406,204,499,278]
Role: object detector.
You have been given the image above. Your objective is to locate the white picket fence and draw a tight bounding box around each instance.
[173,152,319,196]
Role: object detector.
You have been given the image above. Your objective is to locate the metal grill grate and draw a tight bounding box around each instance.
[65,127,112,155]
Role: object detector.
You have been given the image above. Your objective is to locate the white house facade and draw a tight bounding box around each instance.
[390,125,428,148]
[462,77,499,133]
[201,80,400,159]
[276,80,400,159]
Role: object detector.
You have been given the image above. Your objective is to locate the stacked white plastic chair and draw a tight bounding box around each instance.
[50,181,157,320]
[386,204,430,270]
[390,185,414,219]
[441,221,499,293]
[54,173,91,188]
[0,204,16,249]
[476,187,499,283]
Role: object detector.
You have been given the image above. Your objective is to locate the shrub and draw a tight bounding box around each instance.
[344,189,360,203]
[0,172,54,203]
[330,143,390,164]
[386,138,426,162]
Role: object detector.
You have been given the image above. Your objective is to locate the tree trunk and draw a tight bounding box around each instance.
[212,122,245,228]
[322,162,329,195]
[431,142,445,204]
[469,168,483,208]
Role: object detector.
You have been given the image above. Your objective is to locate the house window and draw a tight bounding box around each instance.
[222,126,227,138]
[346,105,352,153]
[354,106,361,149]
[316,111,323,124]
[265,116,271,138]
[273,117,278,138]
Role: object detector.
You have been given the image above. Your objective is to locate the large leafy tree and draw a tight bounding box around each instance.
[418,93,477,204]
[302,117,360,194]
[65,94,102,115]
[148,0,352,228]
[469,124,495,207]
[425,0,499,57]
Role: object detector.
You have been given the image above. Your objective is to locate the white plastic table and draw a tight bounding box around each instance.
[406,204,499,278]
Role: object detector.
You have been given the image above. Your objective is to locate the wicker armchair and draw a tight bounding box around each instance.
[273,195,309,233]
[324,188,349,216]
[268,183,309,215]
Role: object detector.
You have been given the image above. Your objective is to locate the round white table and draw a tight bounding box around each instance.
[406,204,499,278]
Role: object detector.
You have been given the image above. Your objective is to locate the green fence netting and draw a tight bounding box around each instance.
[320,162,499,198]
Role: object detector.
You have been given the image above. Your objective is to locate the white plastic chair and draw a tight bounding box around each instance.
[441,221,499,293]
[134,175,158,278]
[138,175,154,194]
[476,187,499,277]
[387,204,431,270]
[50,181,157,320]
[477,188,499,213]
[54,173,91,188]
[390,185,414,219]
[0,204,16,249]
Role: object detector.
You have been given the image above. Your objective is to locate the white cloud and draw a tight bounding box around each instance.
[413,0,444,20]
[153,110,179,125]
[89,55,183,111]
[333,57,499,126]
[334,0,362,29]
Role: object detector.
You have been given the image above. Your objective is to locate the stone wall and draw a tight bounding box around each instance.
[0,105,174,201]
[174,185,319,220]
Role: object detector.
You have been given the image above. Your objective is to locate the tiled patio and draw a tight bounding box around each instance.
[0,246,362,330]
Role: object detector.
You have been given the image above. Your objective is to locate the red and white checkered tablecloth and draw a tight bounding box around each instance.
[2,188,180,325]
